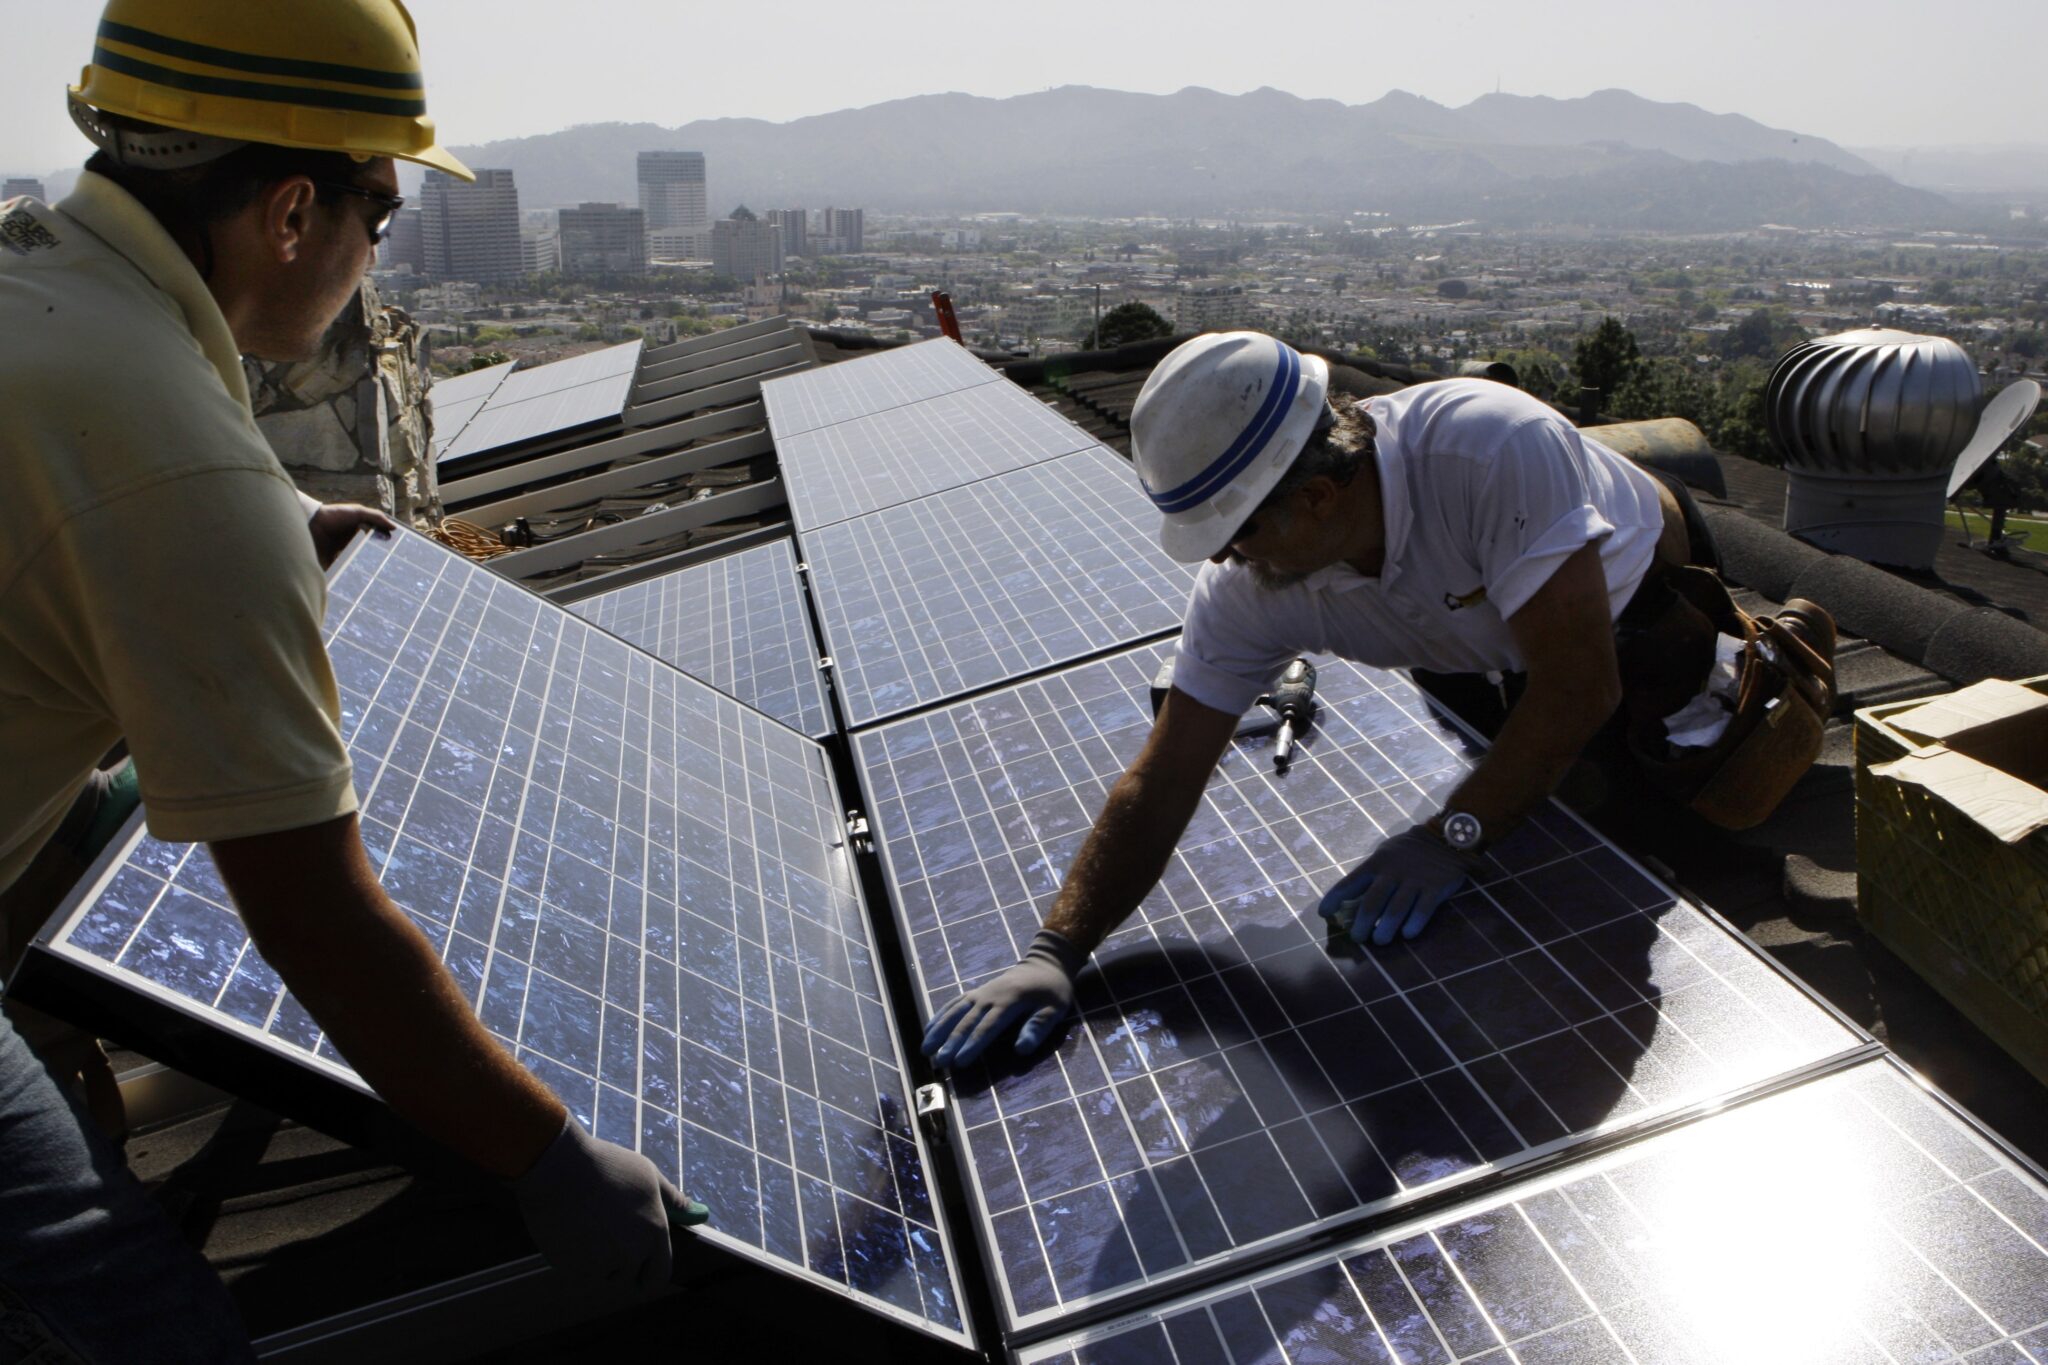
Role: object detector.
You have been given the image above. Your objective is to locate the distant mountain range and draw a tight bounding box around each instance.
[1851,143,2048,196]
[432,85,1961,230]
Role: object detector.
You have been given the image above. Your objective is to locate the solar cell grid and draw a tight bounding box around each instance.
[807,446,1197,726]
[1019,1060,2048,1364]
[852,642,1857,1331]
[762,337,1001,439]
[778,380,1101,529]
[569,539,833,739]
[31,531,969,1344]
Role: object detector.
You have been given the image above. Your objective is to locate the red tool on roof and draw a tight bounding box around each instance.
[930,290,962,342]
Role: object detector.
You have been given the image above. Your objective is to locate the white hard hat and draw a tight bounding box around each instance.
[1130,332,1331,563]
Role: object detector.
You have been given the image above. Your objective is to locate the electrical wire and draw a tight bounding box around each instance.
[427,517,514,561]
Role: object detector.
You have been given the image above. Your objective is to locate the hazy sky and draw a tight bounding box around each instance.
[4,0,2041,176]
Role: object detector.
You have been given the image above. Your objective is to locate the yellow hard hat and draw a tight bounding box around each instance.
[69,0,473,180]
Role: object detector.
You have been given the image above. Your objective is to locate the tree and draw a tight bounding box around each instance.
[1573,316,1642,400]
[1081,301,1174,350]
[1716,307,1804,363]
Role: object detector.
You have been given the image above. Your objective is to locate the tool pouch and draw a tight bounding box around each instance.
[1618,566,1835,831]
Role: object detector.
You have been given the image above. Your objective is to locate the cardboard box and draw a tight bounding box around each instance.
[1855,677,2048,1087]
[1870,679,2048,843]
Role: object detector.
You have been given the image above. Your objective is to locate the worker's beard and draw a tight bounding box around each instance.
[1247,562,1309,591]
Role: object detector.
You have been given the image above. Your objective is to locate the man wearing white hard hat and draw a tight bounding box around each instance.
[0,3,703,1356]
[925,330,1821,1072]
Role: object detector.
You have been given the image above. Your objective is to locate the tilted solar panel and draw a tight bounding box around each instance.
[778,380,1102,530]
[852,642,1859,1333]
[569,539,833,739]
[427,359,517,461]
[805,446,1197,727]
[19,530,970,1345]
[439,341,646,466]
[761,337,1001,440]
[1019,1059,2048,1364]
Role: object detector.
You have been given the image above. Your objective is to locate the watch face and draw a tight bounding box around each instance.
[1442,811,1483,851]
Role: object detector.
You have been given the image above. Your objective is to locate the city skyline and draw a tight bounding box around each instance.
[3,0,2045,177]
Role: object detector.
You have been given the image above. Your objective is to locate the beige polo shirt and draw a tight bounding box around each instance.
[0,173,356,896]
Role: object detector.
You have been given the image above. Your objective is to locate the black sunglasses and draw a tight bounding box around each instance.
[314,181,405,246]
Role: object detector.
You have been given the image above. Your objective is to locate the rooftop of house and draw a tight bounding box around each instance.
[105,326,2048,1362]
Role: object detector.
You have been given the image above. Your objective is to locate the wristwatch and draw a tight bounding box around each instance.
[1439,810,1485,853]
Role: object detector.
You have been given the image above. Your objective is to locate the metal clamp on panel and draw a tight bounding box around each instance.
[843,810,872,854]
[914,1083,948,1134]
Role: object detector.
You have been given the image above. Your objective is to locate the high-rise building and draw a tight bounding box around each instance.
[421,168,522,283]
[765,208,808,259]
[646,229,711,263]
[637,151,708,237]
[710,207,783,281]
[3,178,47,202]
[377,207,425,274]
[559,203,647,277]
[521,230,560,276]
[817,207,863,255]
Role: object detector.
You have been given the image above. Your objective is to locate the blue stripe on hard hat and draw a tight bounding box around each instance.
[1144,342,1300,515]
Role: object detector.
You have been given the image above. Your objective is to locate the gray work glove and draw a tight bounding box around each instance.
[921,929,1086,1070]
[1318,824,1482,947]
[510,1117,710,1294]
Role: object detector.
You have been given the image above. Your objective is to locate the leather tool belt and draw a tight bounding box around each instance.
[1614,564,1836,830]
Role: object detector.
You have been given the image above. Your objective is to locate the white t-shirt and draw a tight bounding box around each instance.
[0,175,356,895]
[1173,378,1666,715]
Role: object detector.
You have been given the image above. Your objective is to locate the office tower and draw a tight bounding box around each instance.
[3,177,47,201]
[765,208,808,259]
[559,203,647,276]
[711,207,783,281]
[638,151,708,236]
[819,207,863,255]
[420,168,522,284]
[520,230,560,275]
[377,206,425,274]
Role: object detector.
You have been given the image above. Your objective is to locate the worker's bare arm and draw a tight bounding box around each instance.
[1441,542,1623,835]
[208,813,566,1179]
[1044,685,1240,954]
[921,684,1238,1067]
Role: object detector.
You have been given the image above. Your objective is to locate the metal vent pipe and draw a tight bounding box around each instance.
[1765,326,1981,569]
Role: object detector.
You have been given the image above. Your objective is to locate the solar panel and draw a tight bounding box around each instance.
[805,446,1196,727]
[851,642,1859,1332]
[762,337,1001,439]
[778,380,1103,530]
[1017,1059,2048,1363]
[427,359,516,461]
[569,539,834,740]
[23,530,970,1345]
[439,341,646,466]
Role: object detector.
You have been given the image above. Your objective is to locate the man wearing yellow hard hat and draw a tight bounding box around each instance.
[0,5,702,1358]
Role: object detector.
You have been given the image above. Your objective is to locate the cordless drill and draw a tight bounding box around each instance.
[1269,659,1317,771]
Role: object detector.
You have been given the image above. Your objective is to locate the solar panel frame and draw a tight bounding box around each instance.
[777,381,1105,530]
[803,446,1198,728]
[568,538,835,740]
[16,528,974,1347]
[762,337,1003,440]
[1015,1057,2048,1365]
[850,640,1863,1336]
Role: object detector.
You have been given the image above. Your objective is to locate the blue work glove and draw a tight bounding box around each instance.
[921,929,1085,1070]
[510,1117,710,1295]
[1318,824,1481,947]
